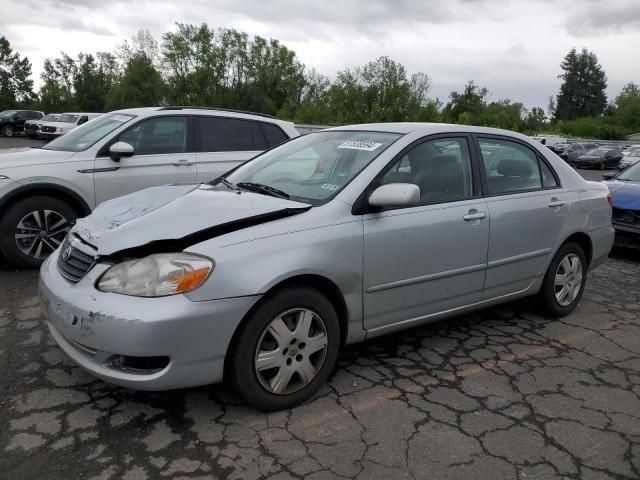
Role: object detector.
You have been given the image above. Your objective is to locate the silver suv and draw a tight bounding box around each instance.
[0,107,299,267]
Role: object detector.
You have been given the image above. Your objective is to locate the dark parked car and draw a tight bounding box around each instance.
[575,147,622,170]
[603,163,640,248]
[564,143,599,164]
[0,110,44,137]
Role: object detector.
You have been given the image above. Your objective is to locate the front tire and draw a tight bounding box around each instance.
[229,287,340,411]
[539,242,587,317]
[0,196,77,269]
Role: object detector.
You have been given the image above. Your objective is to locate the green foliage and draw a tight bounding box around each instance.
[554,48,607,121]
[0,36,35,108]
[106,54,166,110]
[1,30,636,141]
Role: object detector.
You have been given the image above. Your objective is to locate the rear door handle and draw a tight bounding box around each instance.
[463,211,487,221]
[172,159,194,166]
[548,198,566,208]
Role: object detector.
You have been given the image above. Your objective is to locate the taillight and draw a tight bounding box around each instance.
[607,193,613,206]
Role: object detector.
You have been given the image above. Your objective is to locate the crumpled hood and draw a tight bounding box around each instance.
[604,181,640,210]
[73,184,311,256]
[0,147,76,169]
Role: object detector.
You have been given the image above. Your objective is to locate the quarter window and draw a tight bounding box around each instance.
[478,138,557,194]
[260,123,288,148]
[381,137,473,204]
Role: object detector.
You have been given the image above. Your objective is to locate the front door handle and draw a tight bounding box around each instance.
[463,211,487,221]
[548,198,566,208]
[173,159,194,166]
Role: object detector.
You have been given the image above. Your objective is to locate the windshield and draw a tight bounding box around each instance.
[0,110,17,118]
[43,113,135,152]
[617,162,640,182]
[222,130,402,204]
[57,114,79,123]
[41,114,59,122]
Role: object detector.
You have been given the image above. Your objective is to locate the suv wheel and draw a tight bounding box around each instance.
[539,242,587,317]
[2,126,14,137]
[0,196,77,269]
[229,287,340,411]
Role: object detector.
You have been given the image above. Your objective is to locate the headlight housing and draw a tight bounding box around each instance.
[97,253,214,297]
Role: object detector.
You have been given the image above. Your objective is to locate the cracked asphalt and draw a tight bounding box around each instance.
[1,248,639,480]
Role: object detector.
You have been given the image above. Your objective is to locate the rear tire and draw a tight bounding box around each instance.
[2,125,14,137]
[0,196,77,269]
[229,287,340,411]
[538,242,587,317]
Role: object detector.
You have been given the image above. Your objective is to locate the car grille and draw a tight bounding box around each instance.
[612,208,640,227]
[57,236,96,282]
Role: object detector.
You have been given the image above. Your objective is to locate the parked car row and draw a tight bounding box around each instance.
[0,109,103,138]
[35,120,614,410]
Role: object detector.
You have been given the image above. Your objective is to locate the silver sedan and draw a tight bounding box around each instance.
[40,123,614,411]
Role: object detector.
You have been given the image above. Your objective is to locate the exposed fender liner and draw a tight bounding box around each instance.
[0,182,92,216]
[99,207,311,261]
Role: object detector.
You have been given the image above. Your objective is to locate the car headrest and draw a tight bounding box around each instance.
[497,158,533,177]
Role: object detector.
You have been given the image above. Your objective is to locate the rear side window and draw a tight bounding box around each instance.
[479,138,558,194]
[260,123,288,148]
[195,117,256,152]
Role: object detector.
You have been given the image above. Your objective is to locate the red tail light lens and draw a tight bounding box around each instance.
[607,193,613,206]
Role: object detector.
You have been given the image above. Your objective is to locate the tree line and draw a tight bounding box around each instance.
[1,25,638,140]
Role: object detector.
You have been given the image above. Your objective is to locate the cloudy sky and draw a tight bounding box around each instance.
[2,0,639,109]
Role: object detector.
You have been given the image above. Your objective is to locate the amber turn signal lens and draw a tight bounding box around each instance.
[171,267,211,293]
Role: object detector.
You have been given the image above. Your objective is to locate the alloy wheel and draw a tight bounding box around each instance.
[14,209,70,260]
[2,126,14,137]
[554,253,583,307]
[254,308,328,395]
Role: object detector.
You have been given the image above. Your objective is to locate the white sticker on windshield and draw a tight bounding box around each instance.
[337,140,383,151]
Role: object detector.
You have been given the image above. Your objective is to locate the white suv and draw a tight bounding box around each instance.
[0,107,299,267]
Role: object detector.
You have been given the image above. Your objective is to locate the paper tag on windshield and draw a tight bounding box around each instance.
[337,140,383,151]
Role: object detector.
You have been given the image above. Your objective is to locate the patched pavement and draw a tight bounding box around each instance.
[1,249,639,480]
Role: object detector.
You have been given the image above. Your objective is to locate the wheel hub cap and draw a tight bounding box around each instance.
[254,308,328,395]
[554,253,583,307]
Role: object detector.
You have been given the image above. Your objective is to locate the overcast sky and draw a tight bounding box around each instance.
[2,0,639,109]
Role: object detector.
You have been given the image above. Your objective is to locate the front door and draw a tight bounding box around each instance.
[476,136,568,299]
[363,136,489,332]
[93,116,196,205]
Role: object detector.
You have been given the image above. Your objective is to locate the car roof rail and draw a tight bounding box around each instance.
[157,106,277,119]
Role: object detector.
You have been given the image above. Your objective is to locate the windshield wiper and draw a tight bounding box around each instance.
[220,177,236,189]
[236,182,290,199]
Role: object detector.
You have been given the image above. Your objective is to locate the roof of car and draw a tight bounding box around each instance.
[111,107,294,125]
[325,122,534,140]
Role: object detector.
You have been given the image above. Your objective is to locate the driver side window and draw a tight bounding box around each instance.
[118,117,187,156]
[381,137,473,204]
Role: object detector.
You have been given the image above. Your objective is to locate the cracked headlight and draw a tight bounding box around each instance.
[97,253,213,297]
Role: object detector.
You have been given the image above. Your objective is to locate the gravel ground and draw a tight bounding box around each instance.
[0,136,638,480]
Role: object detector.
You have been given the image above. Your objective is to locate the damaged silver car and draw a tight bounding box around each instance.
[40,124,614,411]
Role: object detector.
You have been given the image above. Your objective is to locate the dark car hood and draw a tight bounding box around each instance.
[604,181,640,210]
[73,184,311,256]
[576,155,602,161]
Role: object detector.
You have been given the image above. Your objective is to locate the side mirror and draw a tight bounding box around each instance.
[109,141,134,162]
[369,183,420,208]
[602,172,616,180]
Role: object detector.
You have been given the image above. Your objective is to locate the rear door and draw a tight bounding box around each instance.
[93,115,196,204]
[475,136,568,299]
[193,117,290,183]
